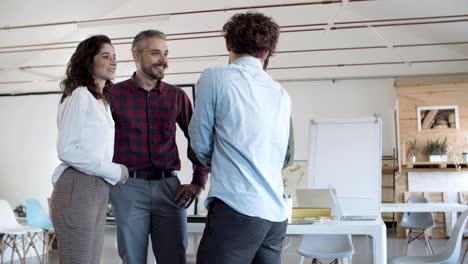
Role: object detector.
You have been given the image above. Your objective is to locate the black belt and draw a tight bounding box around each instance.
[131,170,177,180]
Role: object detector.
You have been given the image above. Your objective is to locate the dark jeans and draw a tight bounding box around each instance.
[197,198,287,264]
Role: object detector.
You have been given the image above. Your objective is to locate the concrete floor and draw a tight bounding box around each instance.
[12,226,468,264]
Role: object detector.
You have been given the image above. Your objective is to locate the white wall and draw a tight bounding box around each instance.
[282,78,397,159]
[0,94,60,210]
[0,78,397,210]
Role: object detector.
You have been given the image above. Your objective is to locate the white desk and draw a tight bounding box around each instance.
[188,217,387,264]
[381,202,468,234]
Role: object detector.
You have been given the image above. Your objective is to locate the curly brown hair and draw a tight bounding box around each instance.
[60,35,114,103]
[223,11,280,59]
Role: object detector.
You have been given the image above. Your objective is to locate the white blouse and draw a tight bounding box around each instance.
[51,87,121,185]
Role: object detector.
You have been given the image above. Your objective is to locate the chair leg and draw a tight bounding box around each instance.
[28,233,43,264]
[311,259,324,264]
[11,235,24,264]
[21,234,27,264]
[423,230,434,255]
[299,255,305,264]
[402,229,411,256]
[46,233,56,264]
[0,235,4,264]
[44,231,49,264]
[42,231,46,264]
[10,236,15,264]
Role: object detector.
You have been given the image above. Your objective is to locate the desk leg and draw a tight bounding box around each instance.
[446,212,456,236]
[371,225,387,264]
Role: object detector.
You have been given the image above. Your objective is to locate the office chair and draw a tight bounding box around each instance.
[458,192,467,263]
[392,209,468,264]
[462,229,467,264]
[399,196,435,256]
[26,198,56,264]
[295,189,355,264]
[0,199,43,264]
[297,234,354,264]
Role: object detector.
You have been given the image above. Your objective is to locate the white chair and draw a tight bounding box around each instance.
[392,209,468,264]
[297,234,354,264]
[458,192,467,263]
[399,196,435,256]
[462,229,467,264]
[295,189,355,264]
[0,199,43,264]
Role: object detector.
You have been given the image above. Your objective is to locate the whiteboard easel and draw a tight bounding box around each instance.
[307,117,382,216]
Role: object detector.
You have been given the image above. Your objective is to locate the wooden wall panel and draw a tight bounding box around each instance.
[395,77,468,238]
[397,84,468,162]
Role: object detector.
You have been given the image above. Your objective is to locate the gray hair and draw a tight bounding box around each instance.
[131,30,166,52]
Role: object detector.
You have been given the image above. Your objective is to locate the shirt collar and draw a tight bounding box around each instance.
[231,56,264,71]
[130,72,166,94]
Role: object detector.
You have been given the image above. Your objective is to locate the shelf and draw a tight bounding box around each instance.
[403,167,468,172]
[381,154,396,224]
[404,162,467,169]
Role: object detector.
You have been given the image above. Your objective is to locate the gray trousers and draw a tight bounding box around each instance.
[50,168,109,264]
[196,198,288,264]
[110,176,187,264]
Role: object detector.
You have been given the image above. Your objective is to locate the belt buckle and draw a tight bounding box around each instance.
[146,171,154,180]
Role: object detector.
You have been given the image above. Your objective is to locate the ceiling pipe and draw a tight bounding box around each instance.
[0,0,372,30]
[2,14,468,54]
[2,58,468,86]
[8,41,468,71]
[3,72,468,97]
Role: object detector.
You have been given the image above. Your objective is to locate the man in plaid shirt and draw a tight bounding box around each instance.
[110,29,208,264]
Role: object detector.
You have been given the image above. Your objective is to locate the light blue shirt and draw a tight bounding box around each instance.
[189,57,291,222]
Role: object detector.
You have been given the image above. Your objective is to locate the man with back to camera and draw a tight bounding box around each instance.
[189,11,294,264]
[110,29,208,264]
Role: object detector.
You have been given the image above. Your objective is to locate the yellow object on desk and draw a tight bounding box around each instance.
[291,207,332,219]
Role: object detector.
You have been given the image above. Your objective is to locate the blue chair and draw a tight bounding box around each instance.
[25,199,56,264]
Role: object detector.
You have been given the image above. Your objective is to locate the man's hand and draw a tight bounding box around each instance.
[175,184,203,208]
[119,164,129,183]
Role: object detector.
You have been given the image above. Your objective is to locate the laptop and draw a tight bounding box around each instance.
[295,188,338,215]
[297,188,378,221]
[340,215,378,221]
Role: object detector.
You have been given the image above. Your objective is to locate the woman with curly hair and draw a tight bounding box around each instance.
[50,35,128,264]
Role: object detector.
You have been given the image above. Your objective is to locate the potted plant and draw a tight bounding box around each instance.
[13,204,26,217]
[406,139,418,163]
[463,152,468,163]
[424,137,449,162]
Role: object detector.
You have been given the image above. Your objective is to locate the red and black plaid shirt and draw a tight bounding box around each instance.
[111,74,208,187]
